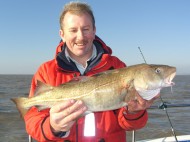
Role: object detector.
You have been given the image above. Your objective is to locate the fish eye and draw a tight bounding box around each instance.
[155,68,161,74]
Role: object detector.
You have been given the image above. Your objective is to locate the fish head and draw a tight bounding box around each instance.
[133,64,176,100]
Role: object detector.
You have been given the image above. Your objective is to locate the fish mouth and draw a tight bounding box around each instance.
[164,72,176,87]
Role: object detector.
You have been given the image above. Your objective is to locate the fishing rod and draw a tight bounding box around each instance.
[136,46,179,142]
[150,102,190,109]
[159,97,178,142]
[138,47,147,63]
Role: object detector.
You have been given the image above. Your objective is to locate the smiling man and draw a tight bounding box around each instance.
[60,10,96,68]
[24,2,159,142]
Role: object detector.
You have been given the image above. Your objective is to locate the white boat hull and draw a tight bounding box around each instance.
[137,135,190,142]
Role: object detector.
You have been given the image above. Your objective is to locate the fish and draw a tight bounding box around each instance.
[11,63,176,117]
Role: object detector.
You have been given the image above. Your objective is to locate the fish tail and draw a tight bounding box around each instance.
[11,97,29,118]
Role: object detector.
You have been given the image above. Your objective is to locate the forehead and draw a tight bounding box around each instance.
[62,12,93,27]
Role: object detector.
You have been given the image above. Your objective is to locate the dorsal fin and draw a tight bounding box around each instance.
[58,76,90,87]
[92,69,119,77]
[34,80,53,96]
[70,76,89,82]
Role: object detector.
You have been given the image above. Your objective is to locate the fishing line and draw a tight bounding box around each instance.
[138,47,178,142]
[171,86,173,94]
[159,96,178,142]
[138,47,147,64]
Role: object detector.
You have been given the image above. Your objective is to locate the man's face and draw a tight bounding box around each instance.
[60,12,96,59]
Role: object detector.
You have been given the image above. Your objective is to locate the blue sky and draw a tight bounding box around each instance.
[0,0,189,75]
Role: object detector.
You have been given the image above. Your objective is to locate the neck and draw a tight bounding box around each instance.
[66,44,96,67]
[69,52,92,67]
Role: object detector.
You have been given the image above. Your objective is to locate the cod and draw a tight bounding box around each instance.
[11,64,176,117]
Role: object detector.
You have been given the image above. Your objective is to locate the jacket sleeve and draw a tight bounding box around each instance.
[24,65,65,142]
[118,107,148,131]
[24,107,65,141]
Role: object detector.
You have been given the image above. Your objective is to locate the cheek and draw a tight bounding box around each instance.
[134,78,147,90]
[64,35,76,43]
[86,34,95,42]
[86,30,96,40]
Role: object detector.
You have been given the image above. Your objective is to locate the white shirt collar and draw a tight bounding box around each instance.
[65,44,97,74]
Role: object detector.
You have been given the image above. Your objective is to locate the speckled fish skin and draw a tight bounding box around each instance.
[11,63,176,117]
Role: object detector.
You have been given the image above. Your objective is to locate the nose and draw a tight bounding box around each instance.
[77,29,85,40]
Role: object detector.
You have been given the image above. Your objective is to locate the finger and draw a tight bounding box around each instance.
[53,100,87,122]
[63,105,87,124]
[69,77,80,82]
[135,92,147,108]
[127,100,143,113]
[56,103,87,131]
[69,76,88,82]
[135,92,144,102]
[63,100,87,118]
[50,100,76,113]
[50,100,87,132]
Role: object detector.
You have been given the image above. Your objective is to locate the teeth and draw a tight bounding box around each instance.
[76,43,85,46]
[76,40,88,46]
[169,72,176,82]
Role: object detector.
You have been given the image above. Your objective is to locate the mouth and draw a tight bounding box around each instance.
[76,43,86,46]
[75,40,88,46]
[164,72,176,87]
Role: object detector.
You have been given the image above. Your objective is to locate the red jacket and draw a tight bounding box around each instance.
[24,36,148,142]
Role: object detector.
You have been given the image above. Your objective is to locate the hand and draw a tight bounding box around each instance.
[127,92,160,114]
[49,100,87,133]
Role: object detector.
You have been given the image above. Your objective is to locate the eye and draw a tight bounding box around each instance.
[69,28,77,33]
[70,30,77,33]
[155,68,161,74]
[83,28,89,31]
[83,28,90,33]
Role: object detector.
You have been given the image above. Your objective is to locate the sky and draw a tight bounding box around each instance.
[0,0,189,75]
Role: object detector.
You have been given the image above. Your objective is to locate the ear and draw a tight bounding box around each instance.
[59,30,65,42]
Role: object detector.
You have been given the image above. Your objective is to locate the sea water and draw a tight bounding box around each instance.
[0,75,190,142]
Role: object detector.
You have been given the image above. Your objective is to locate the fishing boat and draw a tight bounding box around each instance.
[28,134,190,142]
[130,102,190,142]
[28,102,190,142]
[137,135,190,142]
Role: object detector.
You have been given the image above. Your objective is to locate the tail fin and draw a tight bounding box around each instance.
[11,97,29,118]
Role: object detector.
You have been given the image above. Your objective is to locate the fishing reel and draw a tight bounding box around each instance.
[158,102,170,109]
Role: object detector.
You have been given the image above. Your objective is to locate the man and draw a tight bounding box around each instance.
[25,2,159,142]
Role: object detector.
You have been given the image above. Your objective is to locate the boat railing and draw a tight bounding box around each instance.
[28,102,190,142]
